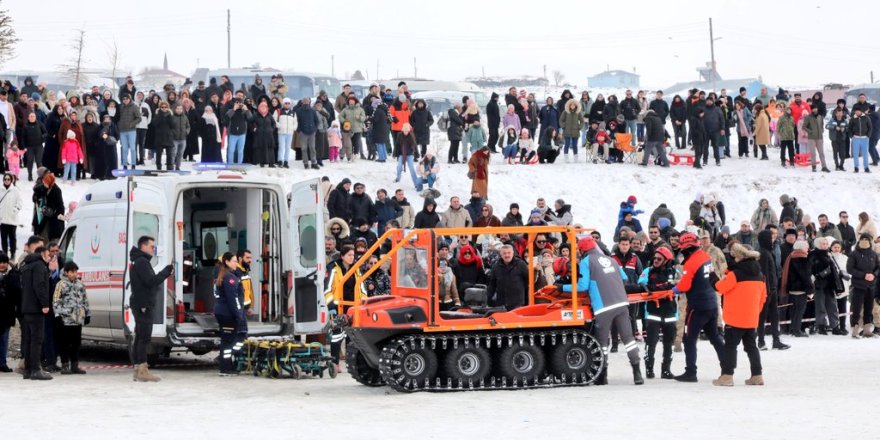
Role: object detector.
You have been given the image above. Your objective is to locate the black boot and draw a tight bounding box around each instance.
[661,360,674,379]
[674,370,698,382]
[645,355,655,379]
[70,362,86,374]
[632,362,644,385]
[60,362,72,375]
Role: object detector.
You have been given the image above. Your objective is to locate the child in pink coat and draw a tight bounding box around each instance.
[327,120,342,162]
[5,140,25,179]
[61,129,84,184]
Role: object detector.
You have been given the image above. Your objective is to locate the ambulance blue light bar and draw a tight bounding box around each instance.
[111,169,192,177]
[192,163,254,172]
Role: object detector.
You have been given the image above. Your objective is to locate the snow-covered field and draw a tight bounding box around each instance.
[3,144,879,438]
[1,336,877,438]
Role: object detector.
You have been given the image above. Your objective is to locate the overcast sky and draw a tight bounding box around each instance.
[4,0,879,89]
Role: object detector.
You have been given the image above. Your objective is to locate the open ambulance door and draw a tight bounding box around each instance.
[288,178,327,334]
[121,177,174,341]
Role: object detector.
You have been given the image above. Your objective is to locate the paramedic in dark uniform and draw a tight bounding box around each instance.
[671,232,724,383]
[637,246,678,379]
[235,249,253,340]
[563,236,644,385]
[214,252,244,376]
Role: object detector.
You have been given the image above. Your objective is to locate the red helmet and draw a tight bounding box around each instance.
[577,236,596,253]
[553,257,570,276]
[654,246,674,262]
[679,232,699,250]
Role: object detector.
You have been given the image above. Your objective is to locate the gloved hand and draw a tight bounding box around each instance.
[84,315,91,326]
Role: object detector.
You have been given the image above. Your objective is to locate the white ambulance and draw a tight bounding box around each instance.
[57,167,328,363]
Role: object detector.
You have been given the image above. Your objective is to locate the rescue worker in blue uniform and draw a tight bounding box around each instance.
[214,252,245,376]
[637,246,678,379]
[563,236,644,385]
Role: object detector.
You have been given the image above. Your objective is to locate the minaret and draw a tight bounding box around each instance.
[163,53,168,70]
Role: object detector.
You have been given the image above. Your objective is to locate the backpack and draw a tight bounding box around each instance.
[438,113,449,131]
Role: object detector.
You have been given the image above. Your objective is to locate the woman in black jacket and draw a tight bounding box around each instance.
[20,113,47,182]
[446,105,464,164]
[452,244,487,294]
[43,105,65,176]
[183,99,200,161]
[781,240,813,337]
[250,102,277,167]
[150,102,174,170]
[846,234,880,338]
[589,94,606,125]
[809,238,842,334]
[370,101,391,163]
[409,99,434,157]
[670,95,687,149]
[80,113,102,180]
[34,173,64,241]
[99,115,120,178]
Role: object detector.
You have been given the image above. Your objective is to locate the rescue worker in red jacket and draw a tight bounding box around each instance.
[671,232,724,382]
[713,243,767,387]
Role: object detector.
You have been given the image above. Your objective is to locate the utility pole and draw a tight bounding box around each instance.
[226,9,232,69]
[414,57,417,78]
[709,17,717,93]
[482,65,485,77]
[872,70,875,84]
[376,59,380,81]
[543,64,547,81]
[331,55,335,77]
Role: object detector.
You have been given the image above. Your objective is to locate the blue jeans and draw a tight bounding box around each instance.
[502,145,518,159]
[0,327,8,367]
[63,162,77,181]
[636,123,645,142]
[120,130,137,167]
[580,126,590,148]
[417,173,436,191]
[227,134,245,164]
[564,136,578,155]
[277,133,292,162]
[396,155,419,189]
[852,137,869,169]
[625,120,638,145]
[376,143,387,161]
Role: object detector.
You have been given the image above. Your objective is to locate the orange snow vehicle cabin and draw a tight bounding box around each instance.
[332,225,670,392]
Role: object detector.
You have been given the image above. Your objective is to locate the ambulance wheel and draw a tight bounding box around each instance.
[497,342,545,384]
[443,345,492,386]
[327,361,338,379]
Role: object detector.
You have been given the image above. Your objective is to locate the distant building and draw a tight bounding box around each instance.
[588,70,640,88]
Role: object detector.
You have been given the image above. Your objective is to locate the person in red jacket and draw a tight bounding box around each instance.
[671,232,724,382]
[713,243,767,387]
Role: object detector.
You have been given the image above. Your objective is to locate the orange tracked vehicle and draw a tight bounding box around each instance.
[332,226,671,392]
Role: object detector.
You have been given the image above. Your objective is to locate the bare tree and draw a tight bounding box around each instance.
[552,70,565,88]
[106,39,121,93]
[0,2,20,67]
[57,29,87,89]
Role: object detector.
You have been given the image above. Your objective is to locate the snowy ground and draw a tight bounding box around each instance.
[1,336,877,438]
[3,142,879,438]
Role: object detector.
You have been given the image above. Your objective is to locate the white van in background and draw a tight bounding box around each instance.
[58,168,327,364]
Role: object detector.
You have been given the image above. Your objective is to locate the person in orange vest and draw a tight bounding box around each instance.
[713,243,767,386]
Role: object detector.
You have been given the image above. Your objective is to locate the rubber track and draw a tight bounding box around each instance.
[377,329,605,392]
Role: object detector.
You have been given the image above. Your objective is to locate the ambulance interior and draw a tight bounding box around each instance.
[175,186,285,336]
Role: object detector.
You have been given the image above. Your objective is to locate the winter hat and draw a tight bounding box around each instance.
[729,243,760,260]
[30,92,41,100]
[779,194,790,205]
[282,97,292,104]
[530,208,542,218]
[793,240,809,252]
[437,241,450,251]
[812,237,828,249]
[720,225,730,235]
[66,130,76,139]
[784,228,798,238]
[657,217,671,230]
[510,203,520,210]
[351,218,367,228]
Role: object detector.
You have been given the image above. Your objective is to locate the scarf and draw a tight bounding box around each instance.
[202,111,221,140]
[457,244,483,269]
[779,248,808,298]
